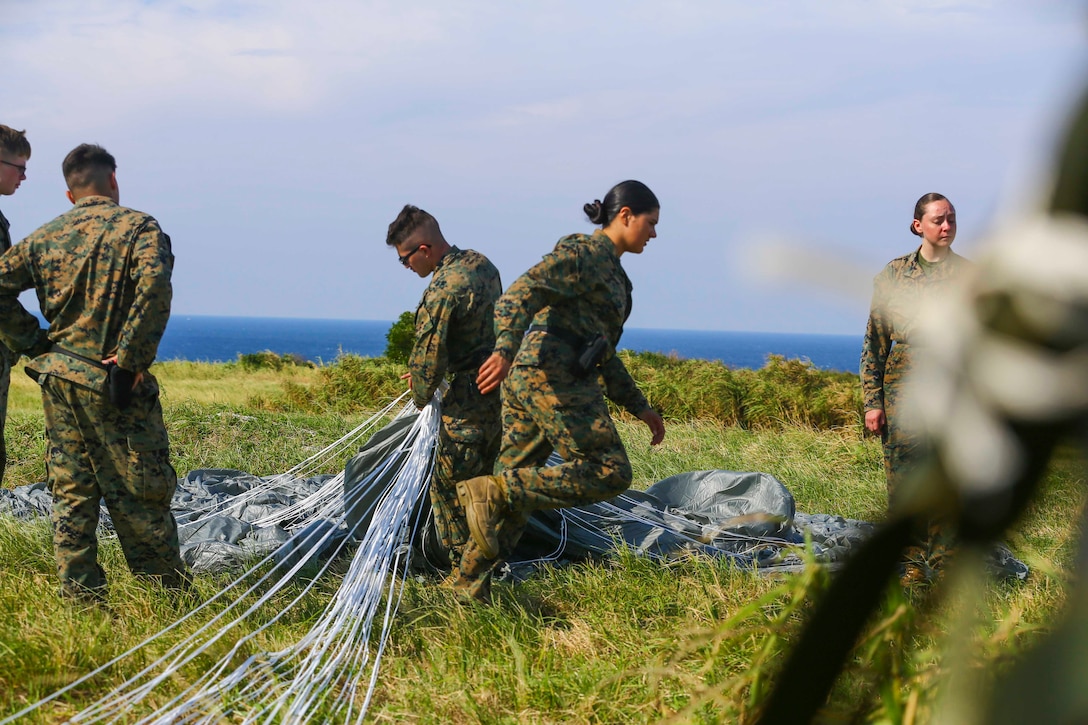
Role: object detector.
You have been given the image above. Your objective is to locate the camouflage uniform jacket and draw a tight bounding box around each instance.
[410,246,502,409]
[493,231,649,415]
[861,247,971,411]
[0,208,14,362]
[0,196,173,392]
[0,207,11,253]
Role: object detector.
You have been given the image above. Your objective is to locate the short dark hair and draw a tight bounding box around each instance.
[583,180,659,226]
[0,125,31,159]
[910,192,952,236]
[386,204,439,247]
[62,143,117,193]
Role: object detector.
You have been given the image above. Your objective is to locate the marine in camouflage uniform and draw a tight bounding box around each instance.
[862,247,971,505]
[0,143,185,599]
[0,124,32,485]
[410,247,502,565]
[0,206,16,485]
[456,230,660,600]
[386,206,502,590]
[494,232,651,503]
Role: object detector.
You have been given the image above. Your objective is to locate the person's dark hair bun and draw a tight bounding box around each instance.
[583,199,606,225]
[584,181,659,227]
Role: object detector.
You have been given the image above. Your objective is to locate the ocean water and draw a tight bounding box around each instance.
[159,315,863,373]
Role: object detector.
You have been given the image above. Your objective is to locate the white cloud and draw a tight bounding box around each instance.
[1,0,1084,333]
[5,0,459,125]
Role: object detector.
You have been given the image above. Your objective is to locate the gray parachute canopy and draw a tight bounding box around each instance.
[0,412,1027,580]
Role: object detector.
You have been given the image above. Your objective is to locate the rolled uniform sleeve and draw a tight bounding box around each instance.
[861,270,894,411]
[410,292,454,408]
[116,224,173,372]
[0,243,49,354]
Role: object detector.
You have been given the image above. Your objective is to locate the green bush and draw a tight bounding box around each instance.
[234,350,315,371]
[266,354,406,413]
[620,351,863,430]
[384,311,415,365]
[262,348,863,429]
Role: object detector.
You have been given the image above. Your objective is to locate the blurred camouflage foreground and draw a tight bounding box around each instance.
[758,85,1088,723]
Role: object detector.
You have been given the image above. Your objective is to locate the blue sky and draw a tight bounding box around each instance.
[3,0,1085,334]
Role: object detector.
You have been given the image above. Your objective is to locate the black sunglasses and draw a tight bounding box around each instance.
[399,244,428,267]
[0,159,27,175]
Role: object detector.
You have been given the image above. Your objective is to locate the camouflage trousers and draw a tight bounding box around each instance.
[0,345,11,485]
[431,376,501,567]
[41,375,186,597]
[880,345,950,559]
[498,363,632,510]
[881,344,924,509]
[454,362,632,600]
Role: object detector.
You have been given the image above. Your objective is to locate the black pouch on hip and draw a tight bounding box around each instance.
[106,363,136,410]
[574,333,608,378]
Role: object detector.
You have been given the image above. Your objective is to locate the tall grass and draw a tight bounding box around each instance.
[624,352,862,430]
[252,354,407,414]
[0,358,1082,723]
[243,351,864,429]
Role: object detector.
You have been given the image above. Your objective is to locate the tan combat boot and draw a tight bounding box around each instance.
[899,545,931,587]
[444,570,492,606]
[456,474,508,560]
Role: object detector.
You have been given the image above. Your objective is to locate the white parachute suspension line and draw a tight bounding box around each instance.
[247,395,419,530]
[259,403,437,722]
[506,481,794,570]
[563,492,797,561]
[145,399,438,724]
[93,392,410,546]
[1,392,431,725]
[77,400,418,720]
[2,505,345,725]
[505,509,570,567]
[170,392,412,535]
[294,474,433,721]
[67,509,360,724]
[128,410,434,724]
[274,435,430,718]
[78,404,434,724]
[506,452,778,568]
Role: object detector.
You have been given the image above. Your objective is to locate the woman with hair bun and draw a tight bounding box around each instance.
[450,180,666,603]
[862,192,971,509]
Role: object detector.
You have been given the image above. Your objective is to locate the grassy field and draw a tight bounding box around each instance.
[0,357,1083,723]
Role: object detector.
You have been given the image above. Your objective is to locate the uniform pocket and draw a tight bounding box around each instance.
[125,430,176,506]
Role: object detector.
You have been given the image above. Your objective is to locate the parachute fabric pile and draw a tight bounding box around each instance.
[1,390,439,724]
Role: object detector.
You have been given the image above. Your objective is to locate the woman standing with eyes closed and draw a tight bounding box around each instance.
[862,193,972,515]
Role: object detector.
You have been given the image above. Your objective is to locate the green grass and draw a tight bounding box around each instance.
[0,356,1083,723]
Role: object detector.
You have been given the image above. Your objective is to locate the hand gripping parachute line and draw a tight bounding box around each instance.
[1,389,439,725]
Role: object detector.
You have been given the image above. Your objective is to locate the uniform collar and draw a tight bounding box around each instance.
[433,245,461,272]
[905,246,928,277]
[590,230,622,260]
[73,195,118,209]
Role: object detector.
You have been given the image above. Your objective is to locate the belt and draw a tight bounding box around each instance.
[50,344,108,370]
[526,324,584,349]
